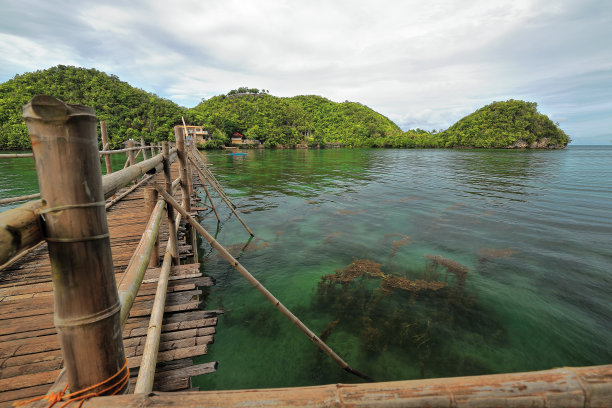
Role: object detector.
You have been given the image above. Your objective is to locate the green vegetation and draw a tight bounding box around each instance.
[188,93,403,148]
[0,66,570,150]
[0,65,185,149]
[438,100,571,148]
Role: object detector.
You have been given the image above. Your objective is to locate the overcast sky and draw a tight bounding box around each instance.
[1,0,610,144]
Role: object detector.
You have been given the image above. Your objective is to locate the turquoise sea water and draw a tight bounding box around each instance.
[191,146,612,390]
[1,147,610,389]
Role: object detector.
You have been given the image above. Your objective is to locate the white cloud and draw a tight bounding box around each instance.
[0,0,610,143]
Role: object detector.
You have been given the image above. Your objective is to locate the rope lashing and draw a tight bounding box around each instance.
[13,358,129,408]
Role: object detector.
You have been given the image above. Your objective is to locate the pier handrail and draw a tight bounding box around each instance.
[83,364,612,408]
[0,148,177,266]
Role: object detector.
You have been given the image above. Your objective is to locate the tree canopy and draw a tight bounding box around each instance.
[0,66,570,150]
[0,65,186,149]
[188,93,403,148]
[438,100,571,148]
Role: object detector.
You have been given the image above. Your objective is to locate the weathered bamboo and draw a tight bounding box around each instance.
[175,126,190,212]
[22,95,127,394]
[0,153,33,158]
[0,150,175,266]
[193,153,235,207]
[127,139,136,167]
[176,124,198,263]
[193,161,220,222]
[162,141,179,265]
[100,121,112,174]
[99,147,144,155]
[181,117,195,200]
[133,249,173,393]
[82,364,612,408]
[0,199,43,265]
[117,197,165,326]
[144,188,160,268]
[0,192,40,205]
[0,240,45,271]
[105,174,153,210]
[140,136,148,160]
[190,155,253,235]
[153,184,370,381]
[102,150,175,199]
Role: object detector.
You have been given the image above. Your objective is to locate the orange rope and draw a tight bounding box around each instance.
[13,359,129,408]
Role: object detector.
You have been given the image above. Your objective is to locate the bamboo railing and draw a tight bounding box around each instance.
[5,96,611,406]
[0,147,176,266]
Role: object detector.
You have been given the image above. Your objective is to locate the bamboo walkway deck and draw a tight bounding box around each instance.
[0,162,219,406]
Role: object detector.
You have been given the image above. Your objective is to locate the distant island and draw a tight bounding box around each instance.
[0,65,570,150]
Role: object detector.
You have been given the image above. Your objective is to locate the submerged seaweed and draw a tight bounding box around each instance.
[314,256,506,379]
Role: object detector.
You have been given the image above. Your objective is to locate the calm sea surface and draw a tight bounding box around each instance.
[1,146,611,389]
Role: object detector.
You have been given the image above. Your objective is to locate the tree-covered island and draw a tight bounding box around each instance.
[0,66,570,150]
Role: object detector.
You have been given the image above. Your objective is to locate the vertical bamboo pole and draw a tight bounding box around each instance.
[22,95,127,394]
[175,127,190,212]
[144,188,160,268]
[100,121,112,174]
[140,136,148,160]
[127,139,136,167]
[162,141,179,265]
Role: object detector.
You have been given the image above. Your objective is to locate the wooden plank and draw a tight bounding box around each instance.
[154,361,218,392]
[127,345,208,369]
[0,384,51,405]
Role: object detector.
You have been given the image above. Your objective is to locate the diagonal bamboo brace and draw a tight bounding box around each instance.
[152,182,373,382]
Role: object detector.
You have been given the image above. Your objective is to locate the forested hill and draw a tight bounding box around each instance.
[0,65,185,149]
[439,100,570,148]
[0,66,569,150]
[188,92,403,148]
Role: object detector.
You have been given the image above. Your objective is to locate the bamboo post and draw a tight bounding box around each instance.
[175,125,198,262]
[127,139,136,167]
[153,183,372,382]
[162,141,179,265]
[190,155,252,235]
[100,121,112,174]
[22,95,127,394]
[140,136,148,160]
[175,126,190,212]
[144,188,160,268]
[133,249,173,393]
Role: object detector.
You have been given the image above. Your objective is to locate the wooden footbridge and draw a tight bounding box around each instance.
[0,96,610,407]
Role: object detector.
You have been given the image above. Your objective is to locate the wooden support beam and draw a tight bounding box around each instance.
[22,95,127,394]
[81,364,612,408]
[189,155,253,235]
[162,142,179,265]
[140,136,148,160]
[144,188,160,268]
[127,139,136,167]
[100,121,112,174]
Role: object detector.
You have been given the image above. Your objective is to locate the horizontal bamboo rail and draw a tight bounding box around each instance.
[82,364,612,407]
[0,146,160,159]
[0,153,33,158]
[0,192,40,205]
[99,146,152,155]
[0,149,177,265]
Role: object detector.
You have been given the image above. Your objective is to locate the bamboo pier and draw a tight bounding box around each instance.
[0,96,610,408]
